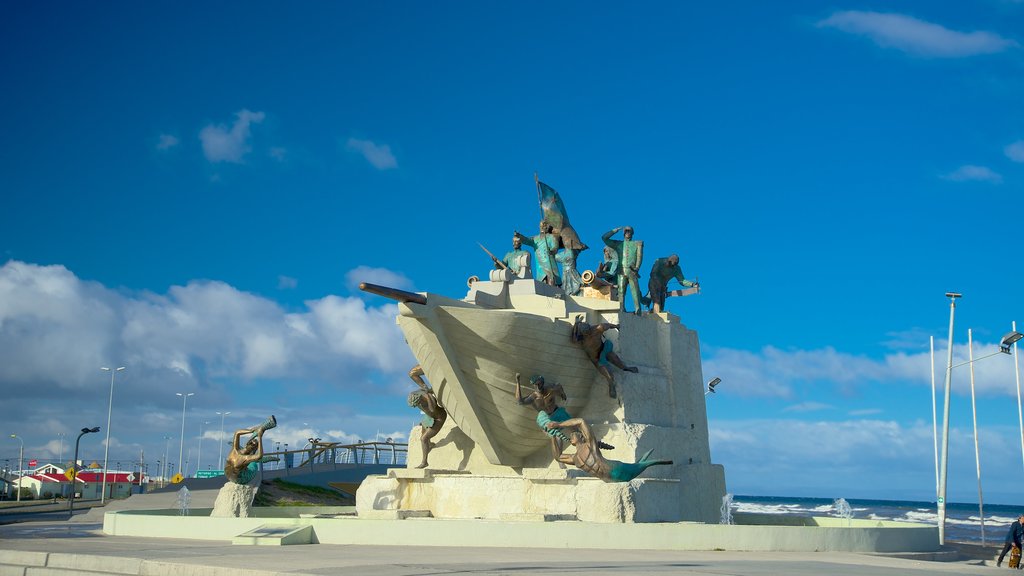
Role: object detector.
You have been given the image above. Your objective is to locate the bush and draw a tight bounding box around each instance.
[17,487,33,500]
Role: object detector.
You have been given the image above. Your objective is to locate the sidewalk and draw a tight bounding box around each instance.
[0,518,997,576]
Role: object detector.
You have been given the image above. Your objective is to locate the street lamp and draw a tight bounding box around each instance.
[57,432,66,466]
[705,377,722,396]
[99,365,125,504]
[1014,321,1024,477]
[196,421,210,477]
[936,292,961,545]
[935,291,1022,545]
[68,427,100,516]
[216,411,231,466]
[176,392,193,481]
[162,435,171,486]
[9,435,23,502]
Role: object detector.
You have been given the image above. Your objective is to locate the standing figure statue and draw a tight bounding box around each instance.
[515,373,613,458]
[516,221,560,287]
[536,177,588,277]
[602,226,643,314]
[646,254,698,314]
[545,417,672,482]
[224,415,277,485]
[571,315,639,398]
[595,246,619,284]
[556,248,583,296]
[408,365,448,469]
[498,235,532,279]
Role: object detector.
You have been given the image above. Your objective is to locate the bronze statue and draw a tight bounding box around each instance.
[647,254,698,314]
[545,417,672,482]
[596,246,619,284]
[500,236,532,278]
[408,365,447,468]
[515,372,570,457]
[571,315,638,398]
[514,373,612,458]
[516,221,560,286]
[224,415,277,484]
[602,226,643,314]
[556,248,583,296]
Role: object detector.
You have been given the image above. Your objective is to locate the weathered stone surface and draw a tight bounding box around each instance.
[210,480,259,518]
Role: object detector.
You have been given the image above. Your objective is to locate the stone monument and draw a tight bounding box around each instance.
[356,179,723,523]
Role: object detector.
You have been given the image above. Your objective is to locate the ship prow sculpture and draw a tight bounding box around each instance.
[356,177,726,524]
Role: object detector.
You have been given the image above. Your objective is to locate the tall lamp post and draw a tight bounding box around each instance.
[1014,321,1024,476]
[216,411,231,466]
[937,292,960,546]
[935,291,1022,545]
[57,432,66,466]
[99,366,125,504]
[175,392,193,480]
[197,421,210,477]
[68,427,99,516]
[162,435,171,486]
[9,435,23,502]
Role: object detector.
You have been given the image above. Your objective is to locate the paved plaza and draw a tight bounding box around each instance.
[0,515,999,576]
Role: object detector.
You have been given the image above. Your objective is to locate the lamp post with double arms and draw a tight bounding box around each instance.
[99,366,125,504]
[216,411,231,467]
[176,392,193,480]
[936,292,960,546]
[9,435,23,502]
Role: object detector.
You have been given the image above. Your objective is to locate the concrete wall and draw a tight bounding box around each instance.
[103,509,940,553]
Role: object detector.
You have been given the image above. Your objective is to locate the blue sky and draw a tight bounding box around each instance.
[4,2,1024,503]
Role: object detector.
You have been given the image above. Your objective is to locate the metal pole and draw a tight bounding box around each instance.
[99,366,124,504]
[176,393,193,480]
[967,329,986,544]
[937,292,960,545]
[69,429,89,515]
[197,421,209,478]
[58,433,65,466]
[216,411,230,467]
[9,435,23,502]
[930,336,938,499]
[163,435,170,486]
[1015,321,1023,477]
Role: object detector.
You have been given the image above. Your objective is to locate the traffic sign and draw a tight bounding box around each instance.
[171,473,184,484]
[65,467,76,481]
[126,473,135,482]
[195,470,224,479]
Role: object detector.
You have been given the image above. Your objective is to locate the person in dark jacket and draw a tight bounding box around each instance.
[998,514,1024,567]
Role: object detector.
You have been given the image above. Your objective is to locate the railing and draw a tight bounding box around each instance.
[259,441,408,475]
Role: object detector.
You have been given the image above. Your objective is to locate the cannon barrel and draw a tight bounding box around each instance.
[359,282,428,305]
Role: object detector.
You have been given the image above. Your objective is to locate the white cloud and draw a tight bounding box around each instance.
[277,275,298,290]
[345,265,414,293]
[703,338,1019,399]
[817,11,1018,58]
[942,165,1003,183]
[710,417,1024,500]
[346,137,398,170]
[0,260,413,393]
[783,401,833,413]
[1006,141,1024,163]
[156,134,179,150]
[199,109,266,163]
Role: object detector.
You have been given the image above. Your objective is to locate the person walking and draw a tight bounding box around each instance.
[997,514,1024,567]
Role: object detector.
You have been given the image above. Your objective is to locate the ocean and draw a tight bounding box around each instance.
[732,495,1021,544]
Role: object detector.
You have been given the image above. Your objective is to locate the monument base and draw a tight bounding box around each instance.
[356,467,700,523]
[210,481,259,518]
